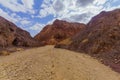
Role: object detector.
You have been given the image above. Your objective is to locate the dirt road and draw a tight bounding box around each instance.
[0,46,120,80]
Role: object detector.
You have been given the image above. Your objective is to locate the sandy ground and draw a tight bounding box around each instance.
[0,45,120,80]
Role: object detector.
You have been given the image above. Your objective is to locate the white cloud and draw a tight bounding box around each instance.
[0,8,18,23]
[21,0,35,14]
[38,0,55,18]
[22,0,34,9]
[93,0,107,5]
[29,23,45,31]
[76,0,94,7]
[39,9,48,18]
[28,23,46,37]
[105,5,120,11]
[113,0,119,2]
[21,19,31,25]
[53,0,65,12]
[0,8,33,30]
[0,0,35,14]
[0,0,26,12]
[0,8,32,31]
[38,0,120,24]
[39,0,109,23]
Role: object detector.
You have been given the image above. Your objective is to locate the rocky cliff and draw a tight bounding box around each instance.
[0,16,40,48]
[34,19,85,45]
[67,9,120,72]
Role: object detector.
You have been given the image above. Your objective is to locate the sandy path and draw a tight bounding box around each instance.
[0,45,120,80]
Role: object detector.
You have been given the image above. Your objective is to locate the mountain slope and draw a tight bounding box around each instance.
[0,46,120,80]
[34,19,85,45]
[65,9,120,72]
[0,16,40,47]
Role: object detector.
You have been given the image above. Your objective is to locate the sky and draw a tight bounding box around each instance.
[0,0,120,37]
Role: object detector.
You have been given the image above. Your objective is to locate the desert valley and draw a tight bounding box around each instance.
[0,8,120,80]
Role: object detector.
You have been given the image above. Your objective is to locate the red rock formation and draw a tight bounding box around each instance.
[34,19,85,45]
[0,16,41,47]
[67,9,120,73]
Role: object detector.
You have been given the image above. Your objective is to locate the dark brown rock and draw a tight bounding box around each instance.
[34,19,85,45]
[68,9,120,73]
[0,16,41,48]
[69,9,120,54]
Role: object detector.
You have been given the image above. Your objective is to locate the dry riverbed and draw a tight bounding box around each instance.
[0,46,120,80]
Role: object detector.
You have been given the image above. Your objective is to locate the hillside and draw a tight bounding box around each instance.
[59,9,120,72]
[0,16,41,47]
[34,19,85,45]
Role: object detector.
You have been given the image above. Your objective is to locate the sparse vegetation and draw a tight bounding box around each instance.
[16,48,24,51]
[55,38,72,48]
[59,38,72,45]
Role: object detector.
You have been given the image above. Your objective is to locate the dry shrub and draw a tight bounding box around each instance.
[16,48,24,51]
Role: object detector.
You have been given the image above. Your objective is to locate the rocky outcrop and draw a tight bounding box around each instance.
[0,16,41,48]
[66,9,120,72]
[69,9,120,54]
[34,19,85,45]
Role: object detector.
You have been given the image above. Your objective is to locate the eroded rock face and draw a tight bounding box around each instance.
[70,9,120,54]
[68,9,120,72]
[0,16,40,47]
[34,19,85,45]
